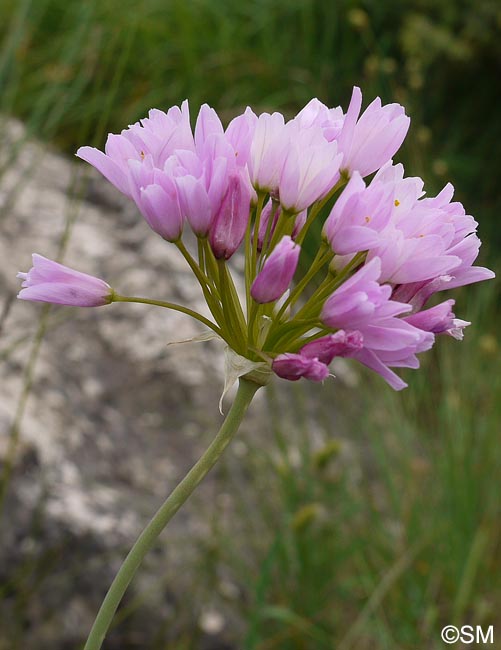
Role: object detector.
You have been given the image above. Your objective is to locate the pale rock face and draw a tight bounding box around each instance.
[0,117,249,649]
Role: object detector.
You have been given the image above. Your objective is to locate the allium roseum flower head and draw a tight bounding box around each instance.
[21,89,494,392]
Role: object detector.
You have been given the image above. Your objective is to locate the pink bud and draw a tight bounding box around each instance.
[248,112,289,192]
[127,159,184,241]
[136,178,184,242]
[300,330,363,364]
[175,174,213,237]
[251,236,300,303]
[404,299,470,340]
[256,199,281,251]
[209,172,252,259]
[17,255,112,307]
[272,353,330,382]
[225,107,258,167]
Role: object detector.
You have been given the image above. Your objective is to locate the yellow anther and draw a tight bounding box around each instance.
[394,199,400,207]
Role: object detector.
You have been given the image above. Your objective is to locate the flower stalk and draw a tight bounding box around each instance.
[83,376,262,650]
[112,294,222,335]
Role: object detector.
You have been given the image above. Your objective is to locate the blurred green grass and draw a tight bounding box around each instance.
[0,0,500,648]
[1,0,500,249]
[226,282,501,649]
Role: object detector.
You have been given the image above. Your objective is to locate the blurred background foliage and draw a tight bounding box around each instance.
[0,0,500,648]
[1,0,500,251]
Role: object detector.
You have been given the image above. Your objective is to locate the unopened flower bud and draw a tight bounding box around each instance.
[251,236,300,303]
[300,330,363,364]
[404,299,470,340]
[209,172,252,259]
[272,353,329,382]
[17,255,112,307]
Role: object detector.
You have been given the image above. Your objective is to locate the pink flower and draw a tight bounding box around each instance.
[336,87,410,177]
[194,104,225,154]
[300,330,363,364]
[321,258,399,329]
[272,353,329,382]
[76,100,194,197]
[351,346,424,391]
[366,227,462,285]
[376,173,496,298]
[295,98,345,141]
[17,93,495,399]
[17,255,112,307]
[404,299,470,340]
[225,107,258,167]
[128,158,184,241]
[278,122,342,213]
[175,173,214,237]
[248,112,289,193]
[174,147,230,237]
[321,258,434,389]
[323,172,393,255]
[209,172,252,259]
[251,236,300,303]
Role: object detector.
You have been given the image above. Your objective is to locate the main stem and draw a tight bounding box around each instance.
[83,377,261,650]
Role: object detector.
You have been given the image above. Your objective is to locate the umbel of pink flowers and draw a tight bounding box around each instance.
[18,88,494,390]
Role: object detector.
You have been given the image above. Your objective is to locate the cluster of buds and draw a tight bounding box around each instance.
[18,88,494,390]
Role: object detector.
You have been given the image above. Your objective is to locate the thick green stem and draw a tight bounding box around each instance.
[83,377,261,650]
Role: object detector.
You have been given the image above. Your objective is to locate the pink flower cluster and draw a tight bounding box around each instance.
[18,88,494,390]
[75,88,408,250]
